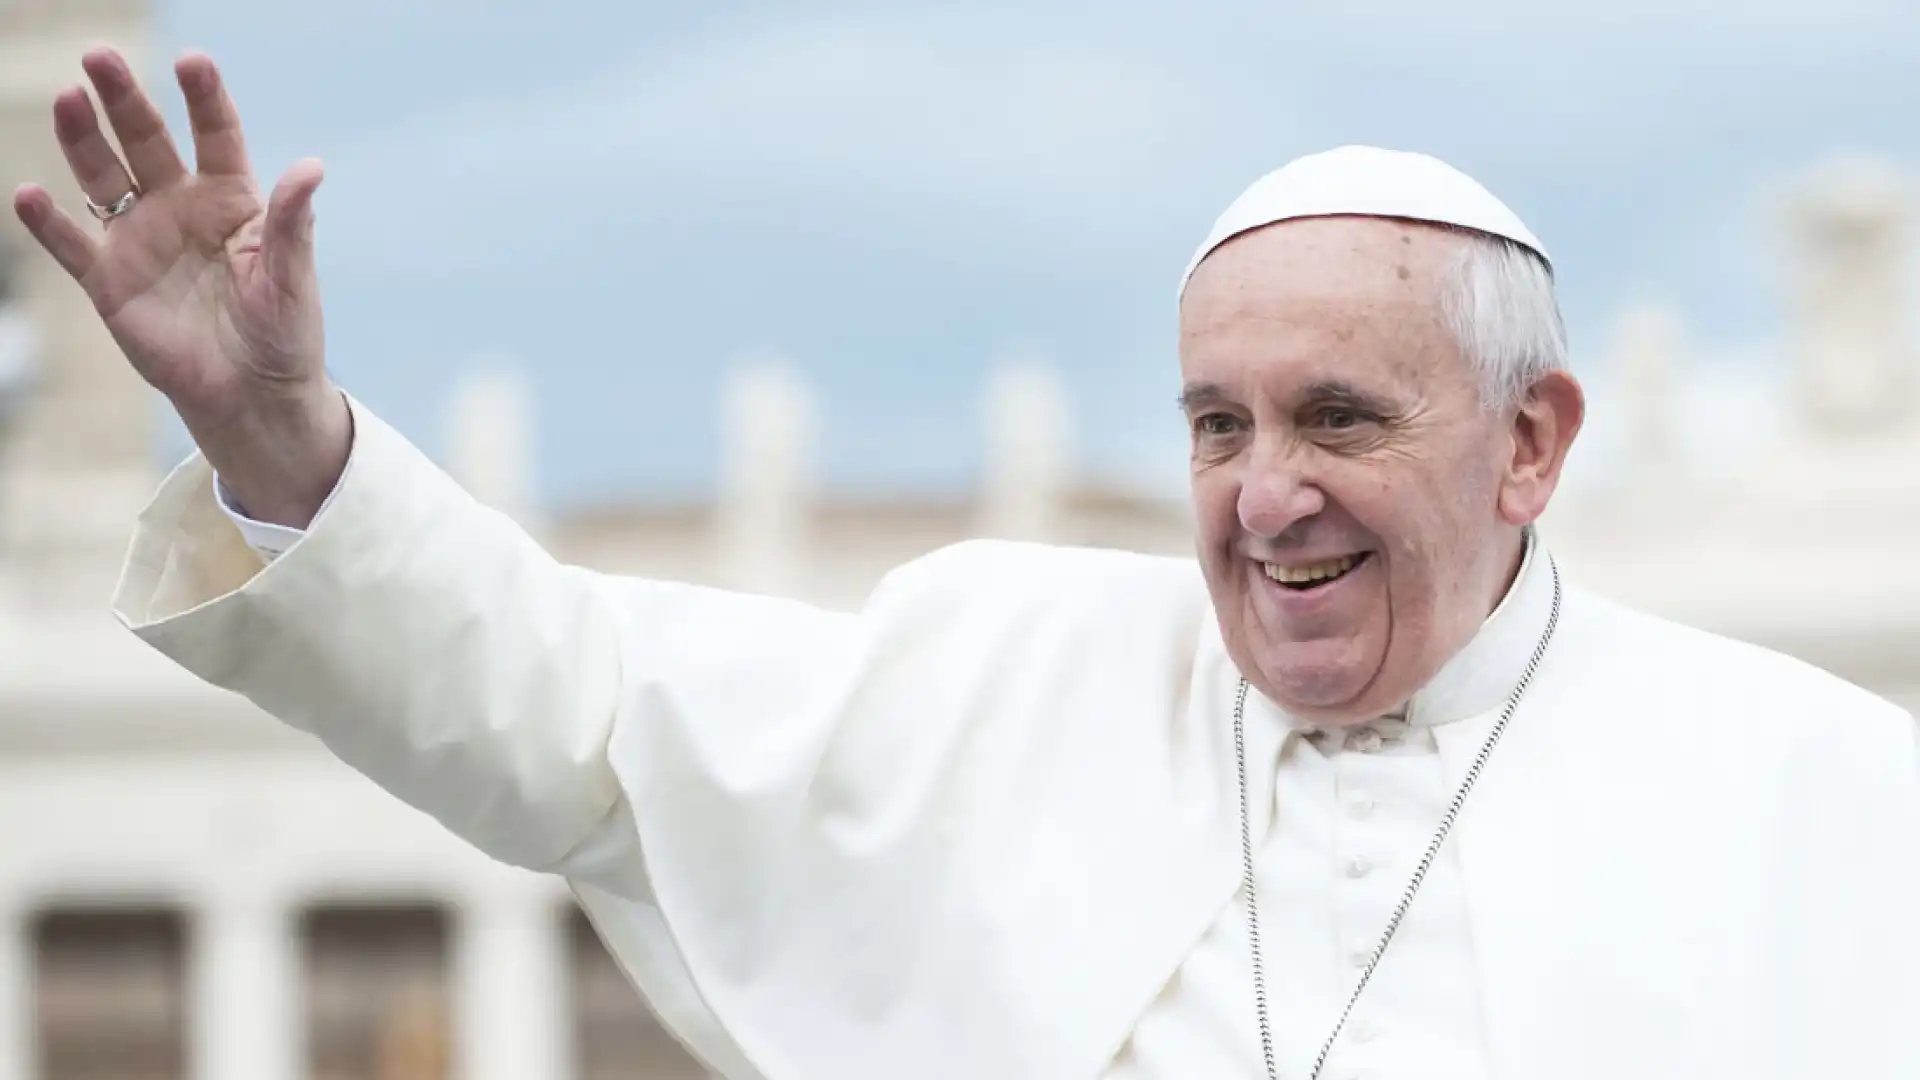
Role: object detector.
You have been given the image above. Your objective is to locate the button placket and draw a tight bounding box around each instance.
[1331,741,1402,1019]
[1320,725,1487,1080]
[1335,750,1389,888]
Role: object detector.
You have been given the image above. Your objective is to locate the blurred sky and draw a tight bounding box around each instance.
[147,0,1920,507]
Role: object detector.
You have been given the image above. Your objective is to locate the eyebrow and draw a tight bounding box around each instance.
[1298,379,1399,414]
[1176,381,1235,413]
[1176,378,1400,414]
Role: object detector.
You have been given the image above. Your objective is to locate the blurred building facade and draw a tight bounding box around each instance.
[1540,152,1920,717]
[1,5,1918,1080]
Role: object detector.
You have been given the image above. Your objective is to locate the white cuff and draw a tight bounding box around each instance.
[214,477,317,563]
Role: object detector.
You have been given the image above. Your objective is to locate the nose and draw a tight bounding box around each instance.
[1236,445,1327,539]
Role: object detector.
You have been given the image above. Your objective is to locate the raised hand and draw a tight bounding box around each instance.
[10,47,349,528]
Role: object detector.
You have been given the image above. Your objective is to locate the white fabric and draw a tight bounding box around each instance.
[215,478,309,560]
[1178,145,1552,298]
[115,395,1920,1080]
[210,481,1518,1080]
[1112,535,1539,1080]
[1111,724,1491,1080]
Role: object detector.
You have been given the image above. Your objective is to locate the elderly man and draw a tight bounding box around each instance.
[14,45,1920,1080]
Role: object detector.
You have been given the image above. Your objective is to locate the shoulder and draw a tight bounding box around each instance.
[870,537,1203,607]
[859,538,1211,649]
[1563,586,1913,747]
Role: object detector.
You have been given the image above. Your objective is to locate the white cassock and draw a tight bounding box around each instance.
[107,148,1920,1078]
[109,396,1920,1080]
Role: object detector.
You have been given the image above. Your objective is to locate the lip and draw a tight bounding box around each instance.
[1254,551,1374,616]
[1260,551,1369,575]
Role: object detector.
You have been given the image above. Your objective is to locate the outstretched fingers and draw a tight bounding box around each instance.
[13,184,101,282]
[80,47,187,192]
[175,52,251,180]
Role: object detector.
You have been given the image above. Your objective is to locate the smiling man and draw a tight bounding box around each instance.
[1177,191,1581,729]
[15,47,1920,1080]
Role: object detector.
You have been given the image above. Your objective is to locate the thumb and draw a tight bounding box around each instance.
[262,157,324,296]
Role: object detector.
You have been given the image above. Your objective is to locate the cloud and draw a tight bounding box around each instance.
[160,0,1914,498]
[313,12,1271,269]
[293,0,1919,291]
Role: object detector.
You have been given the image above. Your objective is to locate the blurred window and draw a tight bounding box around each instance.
[32,905,189,1080]
[301,904,451,1080]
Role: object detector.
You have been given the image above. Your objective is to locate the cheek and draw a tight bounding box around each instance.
[1374,467,1496,607]
[1322,461,1461,589]
[1313,459,1405,536]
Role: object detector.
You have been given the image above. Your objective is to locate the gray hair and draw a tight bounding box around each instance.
[1437,230,1569,411]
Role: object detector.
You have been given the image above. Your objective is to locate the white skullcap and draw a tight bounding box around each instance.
[1177,145,1550,298]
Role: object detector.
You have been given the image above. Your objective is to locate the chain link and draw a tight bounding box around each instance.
[1234,554,1561,1080]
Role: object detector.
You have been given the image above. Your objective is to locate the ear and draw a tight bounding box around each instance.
[1497,370,1585,526]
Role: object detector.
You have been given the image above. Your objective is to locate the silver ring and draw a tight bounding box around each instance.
[85,189,138,221]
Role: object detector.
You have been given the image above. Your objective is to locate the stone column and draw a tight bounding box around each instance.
[978,359,1070,541]
[0,905,31,1080]
[716,357,813,595]
[190,894,301,1080]
[1611,302,1683,473]
[455,880,573,1080]
[0,14,161,607]
[1784,154,1912,437]
[445,362,543,537]
[0,18,155,475]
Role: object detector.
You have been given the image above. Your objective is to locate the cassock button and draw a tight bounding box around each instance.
[1348,941,1374,968]
[1350,1018,1378,1042]
[1346,792,1376,819]
[1344,856,1372,879]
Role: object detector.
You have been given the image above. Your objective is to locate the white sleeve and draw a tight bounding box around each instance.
[214,476,317,563]
[113,392,869,903]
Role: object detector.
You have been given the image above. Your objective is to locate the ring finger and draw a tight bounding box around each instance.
[52,86,137,218]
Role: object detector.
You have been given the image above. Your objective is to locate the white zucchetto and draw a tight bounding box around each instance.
[1179,145,1551,298]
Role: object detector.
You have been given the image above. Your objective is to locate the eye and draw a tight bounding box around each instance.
[1316,406,1367,430]
[1192,413,1242,438]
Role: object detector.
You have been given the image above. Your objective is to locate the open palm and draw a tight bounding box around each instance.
[12,47,326,425]
[11,46,344,524]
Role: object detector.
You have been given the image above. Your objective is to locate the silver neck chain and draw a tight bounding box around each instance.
[1232,555,1561,1080]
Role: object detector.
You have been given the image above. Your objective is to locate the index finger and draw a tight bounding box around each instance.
[174,52,250,178]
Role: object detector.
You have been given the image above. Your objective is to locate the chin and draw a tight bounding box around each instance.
[1267,675,1376,725]
[1246,640,1384,723]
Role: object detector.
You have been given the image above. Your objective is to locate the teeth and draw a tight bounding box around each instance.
[1264,554,1359,584]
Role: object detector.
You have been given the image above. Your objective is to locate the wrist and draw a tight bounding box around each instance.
[188,382,353,529]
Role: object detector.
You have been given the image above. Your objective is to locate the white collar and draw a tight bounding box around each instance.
[1402,525,1552,728]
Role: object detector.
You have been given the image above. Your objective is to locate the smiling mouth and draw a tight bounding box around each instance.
[1263,551,1372,591]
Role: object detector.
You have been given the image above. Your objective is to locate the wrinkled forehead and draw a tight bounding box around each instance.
[1184,215,1466,303]
[1179,217,1466,337]
[1177,217,1471,391]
